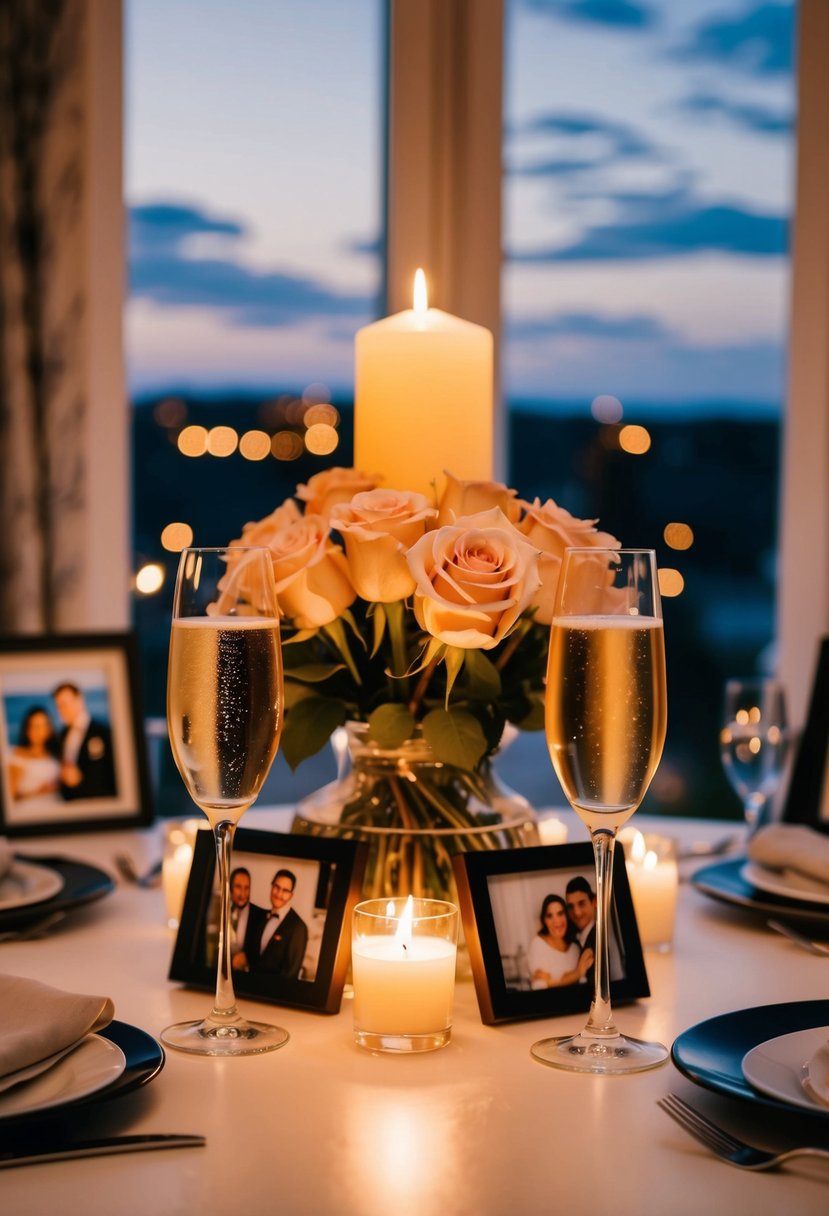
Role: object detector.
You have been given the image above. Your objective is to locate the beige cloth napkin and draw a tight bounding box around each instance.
[0,974,114,1079]
[748,824,829,887]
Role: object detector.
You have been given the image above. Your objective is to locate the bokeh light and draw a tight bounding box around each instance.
[664,522,694,550]
[658,568,684,597]
[591,394,623,424]
[177,425,208,457]
[302,382,331,405]
[206,426,238,457]
[161,522,193,552]
[239,430,271,461]
[305,423,339,455]
[272,431,304,461]
[135,563,165,595]
[153,397,187,428]
[619,424,651,455]
[304,403,340,428]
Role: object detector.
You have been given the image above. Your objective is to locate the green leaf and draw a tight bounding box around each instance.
[514,696,545,731]
[462,648,502,701]
[282,628,318,647]
[281,697,347,770]
[283,683,316,710]
[367,703,415,749]
[370,603,387,659]
[443,646,466,706]
[283,663,346,683]
[422,708,487,770]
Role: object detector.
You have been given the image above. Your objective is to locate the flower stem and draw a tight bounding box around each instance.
[408,653,441,715]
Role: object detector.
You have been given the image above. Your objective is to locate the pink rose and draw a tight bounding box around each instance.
[329,489,437,602]
[437,471,520,526]
[296,467,381,521]
[231,503,355,629]
[518,498,620,625]
[406,507,541,649]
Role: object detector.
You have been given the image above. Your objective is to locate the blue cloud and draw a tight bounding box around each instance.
[510,192,788,261]
[129,201,371,325]
[507,312,672,342]
[672,2,795,75]
[509,111,666,181]
[520,0,655,29]
[677,91,793,135]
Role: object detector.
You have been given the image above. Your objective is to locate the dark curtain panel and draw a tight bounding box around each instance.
[0,0,87,633]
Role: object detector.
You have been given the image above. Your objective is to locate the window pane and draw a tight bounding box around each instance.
[502,0,796,816]
[125,0,384,739]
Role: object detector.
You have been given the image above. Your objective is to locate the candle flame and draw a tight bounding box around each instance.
[643,850,659,871]
[629,830,646,865]
[394,894,415,953]
[413,269,428,314]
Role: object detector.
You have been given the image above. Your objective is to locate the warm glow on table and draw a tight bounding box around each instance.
[354,270,493,499]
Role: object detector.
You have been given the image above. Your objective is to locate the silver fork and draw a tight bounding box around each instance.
[767,919,829,957]
[658,1093,829,1171]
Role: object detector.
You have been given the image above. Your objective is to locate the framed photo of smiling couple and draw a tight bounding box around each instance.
[453,842,649,1025]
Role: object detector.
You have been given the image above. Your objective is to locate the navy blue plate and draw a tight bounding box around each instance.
[693,858,829,933]
[0,1020,164,1127]
[672,999,829,1118]
[0,856,115,932]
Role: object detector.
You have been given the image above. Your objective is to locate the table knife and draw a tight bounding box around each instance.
[0,1133,206,1169]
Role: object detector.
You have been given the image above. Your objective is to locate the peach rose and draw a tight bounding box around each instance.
[231,504,355,629]
[517,498,620,624]
[329,489,437,602]
[437,471,520,526]
[296,467,381,521]
[406,507,541,650]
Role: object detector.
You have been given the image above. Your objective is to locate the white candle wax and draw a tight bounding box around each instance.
[162,842,193,929]
[352,936,457,1035]
[623,834,678,949]
[537,815,568,846]
[354,274,493,498]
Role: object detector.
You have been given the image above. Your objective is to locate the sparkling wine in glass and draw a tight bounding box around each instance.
[720,677,788,833]
[162,547,288,1055]
[531,548,668,1074]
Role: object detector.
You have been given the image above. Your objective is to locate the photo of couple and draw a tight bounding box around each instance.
[7,683,117,808]
[488,867,627,993]
[204,851,332,985]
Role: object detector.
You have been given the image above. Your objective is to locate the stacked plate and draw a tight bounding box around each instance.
[692,856,829,933]
[673,1000,829,1120]
[0,853,114,934]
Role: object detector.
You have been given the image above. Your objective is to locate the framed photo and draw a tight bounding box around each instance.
[452,843,649,1025]
[0,632,152,837]
[781,635,829,831]
[169,827,368,1014]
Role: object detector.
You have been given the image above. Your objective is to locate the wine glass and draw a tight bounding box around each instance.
[161,547,288,1055]
[720,678,788,834]
[531,548,668,1074]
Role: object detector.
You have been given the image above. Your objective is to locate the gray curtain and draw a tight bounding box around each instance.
[0,0,87,633]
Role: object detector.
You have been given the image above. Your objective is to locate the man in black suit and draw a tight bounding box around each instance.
[247,868,308,980]
[52,683,117,801]
[565,874,624,985]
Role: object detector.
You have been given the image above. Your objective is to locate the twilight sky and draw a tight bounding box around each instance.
[125,0,795,412]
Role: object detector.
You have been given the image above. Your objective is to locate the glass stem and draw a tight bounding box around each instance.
[585,828,618,1038]
[210,818,239,1022]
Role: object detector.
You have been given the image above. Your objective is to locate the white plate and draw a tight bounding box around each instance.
[741,861,829,907]
[0,860,65,912]
[742,1026,829,1115]
[0,1034,126,1119]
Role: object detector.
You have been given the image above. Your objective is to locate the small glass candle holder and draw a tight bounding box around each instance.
[161,818,203,930]
[620,830,679,952]
[352,897,459,1053]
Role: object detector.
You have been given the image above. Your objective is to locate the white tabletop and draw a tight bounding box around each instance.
[3,811,829,1216]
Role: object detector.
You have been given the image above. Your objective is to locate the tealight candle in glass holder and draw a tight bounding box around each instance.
[352,896,459,1053]
[161,818,203,929]
[620,830,679,952]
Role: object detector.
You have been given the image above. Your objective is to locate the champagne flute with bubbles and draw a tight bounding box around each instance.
[720,677,788,833]
[531,548,668,1074]
[162,547,288,1056]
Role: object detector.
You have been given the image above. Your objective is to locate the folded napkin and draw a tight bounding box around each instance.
[748,824,829,887]
[0,974,114,1081]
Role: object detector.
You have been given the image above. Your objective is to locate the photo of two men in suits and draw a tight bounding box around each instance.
[230,866,308,980]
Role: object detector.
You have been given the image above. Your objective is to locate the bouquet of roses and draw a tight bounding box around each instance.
[229,467,618,777]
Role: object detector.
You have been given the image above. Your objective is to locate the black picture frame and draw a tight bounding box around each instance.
[781,635,829,832]
[0,632,153,836]
[452,842,650,1025]
[169,827,368,1014]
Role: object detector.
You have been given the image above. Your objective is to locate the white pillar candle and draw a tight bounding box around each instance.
[352,895,459,1052]
[354,270,493,499]
[621,830,679,951]
[537,814,569,846]
[162,818,202,929]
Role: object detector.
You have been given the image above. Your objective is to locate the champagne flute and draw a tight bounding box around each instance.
[719,677,788,833]
[531,548,668,1074]
[162,547,288,1055]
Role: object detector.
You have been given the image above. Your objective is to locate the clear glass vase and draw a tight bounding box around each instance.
[291,722,539,904]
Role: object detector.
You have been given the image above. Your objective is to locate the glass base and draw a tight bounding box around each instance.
[530,1030,669,1075]
[161,1016,289,1057]
[354,1027,451,1054]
